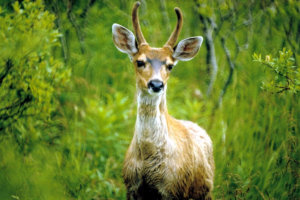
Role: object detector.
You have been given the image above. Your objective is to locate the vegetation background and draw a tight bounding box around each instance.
[0,0,299,199]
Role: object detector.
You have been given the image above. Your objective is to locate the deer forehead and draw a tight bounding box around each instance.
[136,47,174,66]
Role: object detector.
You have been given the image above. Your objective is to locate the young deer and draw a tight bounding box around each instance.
[112,2,214,200]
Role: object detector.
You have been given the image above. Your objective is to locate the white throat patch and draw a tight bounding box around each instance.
[135,89,168,147]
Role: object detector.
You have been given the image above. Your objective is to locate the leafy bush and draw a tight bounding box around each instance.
[253,49,299,93]
[0,0,70,133]
[58,89,134,199]
[0,1,70,199]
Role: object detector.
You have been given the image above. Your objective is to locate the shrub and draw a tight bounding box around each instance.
[253,49,299,94]
[0,0,70,133]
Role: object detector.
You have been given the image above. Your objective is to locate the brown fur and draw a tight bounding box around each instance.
[123,45,214,199]
[123,85,215,199]
[112,2,214,200]
[134,46,173,90]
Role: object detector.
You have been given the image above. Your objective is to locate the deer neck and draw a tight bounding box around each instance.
[135,87,169,149]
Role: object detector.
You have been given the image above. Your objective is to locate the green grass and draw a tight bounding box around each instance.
[0,0,299,199]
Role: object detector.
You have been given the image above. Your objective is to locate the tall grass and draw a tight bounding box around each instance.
[0,0,298,199]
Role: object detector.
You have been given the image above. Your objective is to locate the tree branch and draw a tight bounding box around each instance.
[0,95,32,121]
[217,37,235,108]
[0,60,13,86]
[80,0,96,19]
[51,1,69,63]
[199,15,218,97]
[261,62,295,84]
[194,1,218,97]
[67,0,85,54]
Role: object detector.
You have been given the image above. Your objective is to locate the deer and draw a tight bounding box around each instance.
[112,2,214,200]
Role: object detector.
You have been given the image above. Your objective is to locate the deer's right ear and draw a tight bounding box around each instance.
[112,23,138,56]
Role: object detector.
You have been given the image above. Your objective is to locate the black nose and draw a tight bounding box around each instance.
[148,80,164,92]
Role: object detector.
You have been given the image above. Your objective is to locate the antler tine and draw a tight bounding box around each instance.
[164,7,183,48]
[132,1,147,45]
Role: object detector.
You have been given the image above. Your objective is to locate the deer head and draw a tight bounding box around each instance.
[112,2,203,96]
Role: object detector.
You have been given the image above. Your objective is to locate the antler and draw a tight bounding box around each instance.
[164,7,183,48]
[132,2,147,45]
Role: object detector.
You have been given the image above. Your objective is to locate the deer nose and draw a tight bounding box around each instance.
[148,80,164,92]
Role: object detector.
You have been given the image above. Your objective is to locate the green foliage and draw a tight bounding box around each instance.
[253,49,300,93]
[0,0,299,199]
[0,139,65,200]
[59,89,133,199]
[0,0,70,131]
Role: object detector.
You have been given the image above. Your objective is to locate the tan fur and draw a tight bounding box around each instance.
[113,2,214,200]
[121,46,214,200]
[134,46,173,89]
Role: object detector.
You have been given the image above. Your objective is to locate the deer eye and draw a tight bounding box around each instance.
[136,60,145,68]
[167,64,174,71]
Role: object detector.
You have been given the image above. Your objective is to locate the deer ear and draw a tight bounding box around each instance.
[173,36,203,61]
[112,23,138,55]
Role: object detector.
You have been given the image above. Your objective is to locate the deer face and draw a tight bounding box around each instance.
[132,45,174,95]
[112,2,203,96]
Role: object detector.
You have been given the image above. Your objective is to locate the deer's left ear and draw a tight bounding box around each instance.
[173,36,203,61]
